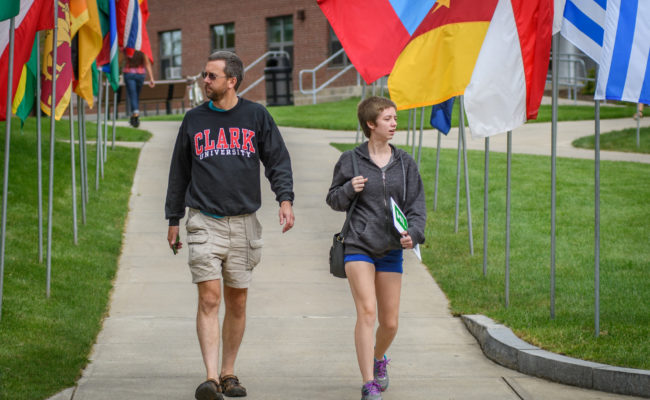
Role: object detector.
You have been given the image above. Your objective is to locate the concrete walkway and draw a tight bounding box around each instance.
[51,117,647,400]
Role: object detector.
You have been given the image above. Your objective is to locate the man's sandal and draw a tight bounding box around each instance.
[220,374,247,397]
[195,378,223,400]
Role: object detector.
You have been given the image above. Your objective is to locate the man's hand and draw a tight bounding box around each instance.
[167,225,182,253]
[279,200,295,233]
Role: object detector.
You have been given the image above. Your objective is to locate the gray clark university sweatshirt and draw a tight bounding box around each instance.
[165,98,294,226]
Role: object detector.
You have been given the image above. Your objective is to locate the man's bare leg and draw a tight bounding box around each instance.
[196,279,222,381]
[220,286,248,376]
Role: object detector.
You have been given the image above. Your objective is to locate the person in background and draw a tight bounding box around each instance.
[123,50,155,128]
[326,96,426,400]
[165,51,295,400]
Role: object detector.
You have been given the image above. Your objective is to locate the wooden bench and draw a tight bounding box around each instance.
[109,79,189,117]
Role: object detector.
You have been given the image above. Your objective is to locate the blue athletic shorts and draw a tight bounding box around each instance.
[344,249,404,273]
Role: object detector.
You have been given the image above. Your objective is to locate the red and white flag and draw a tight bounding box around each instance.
[464,0,553,137]
[116,0,152,62]
[0,0,54,121]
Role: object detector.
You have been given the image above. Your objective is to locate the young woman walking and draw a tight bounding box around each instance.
[326,96,426,400]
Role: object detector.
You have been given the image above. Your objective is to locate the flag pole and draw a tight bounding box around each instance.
[69,95,78,244]
[112,90,117,149]
[483,137,489,277]
[417,106,424,167]
[411,107,417,156]
[636,114,641,148]
[594,99,601,337]
[505,130,512,308]
[550,33,560,319]
[47,0,60,298]
[459,96,474,255]
[356,78,365,144]
[454,100,462,233]
[434,130,441,211]
[0,16,16,321]
[36,31,43,263]
[406,109,412,148]
[103,77,108,161]
[95,71,103,189]
[82,102,88,204]
[77,98,86,224]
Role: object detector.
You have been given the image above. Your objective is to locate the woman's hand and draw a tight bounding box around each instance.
[400,232,413,249]
[351,175,368,193]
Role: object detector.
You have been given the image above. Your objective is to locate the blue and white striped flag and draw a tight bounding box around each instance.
[560,0,606,62]
[595,0,650,104]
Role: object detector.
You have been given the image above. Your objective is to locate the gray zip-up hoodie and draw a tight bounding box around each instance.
[326,142,426,258]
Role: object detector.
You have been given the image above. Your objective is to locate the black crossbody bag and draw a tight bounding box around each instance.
[329,152,360,279]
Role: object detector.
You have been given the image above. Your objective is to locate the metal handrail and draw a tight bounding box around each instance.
[547,53,594,104]
[185,50,291,103]
[299,48,356,104]
[239,50,291,96]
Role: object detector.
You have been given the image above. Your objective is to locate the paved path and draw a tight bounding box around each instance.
[52,118,647,400]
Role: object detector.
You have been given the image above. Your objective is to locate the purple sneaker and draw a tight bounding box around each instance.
[373,356,390,391]
[361,380,382,400]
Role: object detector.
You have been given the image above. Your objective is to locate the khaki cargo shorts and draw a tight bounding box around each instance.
[185,208,264,288]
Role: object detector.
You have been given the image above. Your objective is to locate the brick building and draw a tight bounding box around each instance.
[145,0,360,105]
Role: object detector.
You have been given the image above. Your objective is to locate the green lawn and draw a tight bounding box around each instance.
[266,98,636,130]
[0,117,142,400]
[142,97,638,131]
[573,126,650,154]
[333,143,649,370]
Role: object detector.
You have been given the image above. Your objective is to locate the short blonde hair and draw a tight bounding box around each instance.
[357,96,396,138]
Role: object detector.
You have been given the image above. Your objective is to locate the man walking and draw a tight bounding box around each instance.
[165,51,295,400]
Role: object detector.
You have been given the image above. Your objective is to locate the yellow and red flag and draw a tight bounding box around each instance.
[387,0,499,110]
[41,0,74,120]
[71,0,103,107]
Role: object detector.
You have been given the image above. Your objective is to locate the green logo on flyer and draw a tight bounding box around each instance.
[394,204,408,231]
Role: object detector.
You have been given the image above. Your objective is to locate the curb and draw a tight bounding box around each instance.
[462,315,650,398]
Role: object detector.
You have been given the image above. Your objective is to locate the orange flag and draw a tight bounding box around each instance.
[70,0,102,107]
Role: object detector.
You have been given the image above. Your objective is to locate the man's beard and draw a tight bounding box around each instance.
[206,85,227,102]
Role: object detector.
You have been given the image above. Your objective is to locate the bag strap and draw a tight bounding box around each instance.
[341,151,360,236]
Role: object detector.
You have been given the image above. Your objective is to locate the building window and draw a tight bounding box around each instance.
[329,25,349,67]
[267,15,293,64]
[211,23,235,53]
[159,30,182,79]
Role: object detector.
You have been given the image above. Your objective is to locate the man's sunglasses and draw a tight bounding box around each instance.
[201,71,228,80]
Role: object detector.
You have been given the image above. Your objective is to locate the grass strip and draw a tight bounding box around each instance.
[140,97,637,131]
[10,116,152,142]
[0,117,142,399]
[332,143,649,370]
[573,126,650,154]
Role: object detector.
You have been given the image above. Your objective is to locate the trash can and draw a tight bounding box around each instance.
[264,55,293,106]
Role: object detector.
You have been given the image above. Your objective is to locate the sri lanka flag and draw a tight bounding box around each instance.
[318,0,437,84]
[41,0,74,120]
[388,0,499,110]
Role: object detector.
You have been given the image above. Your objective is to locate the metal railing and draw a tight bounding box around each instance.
[185,50,291,104]
[239,50,291,96]
[299,48,356,104]
[547,53,594,104]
